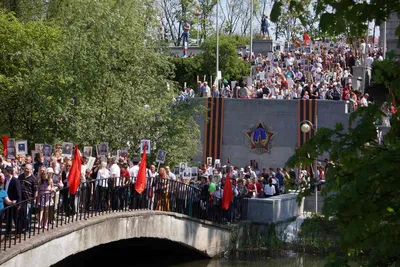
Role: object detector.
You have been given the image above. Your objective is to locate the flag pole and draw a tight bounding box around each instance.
[249,0,253,77]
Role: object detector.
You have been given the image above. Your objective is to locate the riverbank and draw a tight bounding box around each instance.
[230,214,340,256]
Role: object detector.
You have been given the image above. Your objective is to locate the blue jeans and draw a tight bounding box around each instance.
[181,32,189,47]
[26,203,32,231]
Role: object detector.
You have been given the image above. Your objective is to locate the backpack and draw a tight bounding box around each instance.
[326,89,333,100]
[332,87,341,100]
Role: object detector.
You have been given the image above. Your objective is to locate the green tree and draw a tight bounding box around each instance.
[171,57,202,90]
[200,36,249,80]
[171,35,249,89]
[271,0,400,42]
[270,0,316,42]
[159,0,197,46]
[287,104,400,265]
[197,0,217,41]
[46,0,200,161]
[0,10,61,144]
[171,34,250,89]
[0,0,45,21]
[372,59,400,93]
[277,2,400,263]
[0,1,202,165]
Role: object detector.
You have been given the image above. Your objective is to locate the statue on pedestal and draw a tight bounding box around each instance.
[261,14,270,40]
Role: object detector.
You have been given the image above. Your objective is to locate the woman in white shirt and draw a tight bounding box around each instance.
[96,161,110,212]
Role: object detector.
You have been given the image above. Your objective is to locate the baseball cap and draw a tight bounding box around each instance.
[46,167,54,173]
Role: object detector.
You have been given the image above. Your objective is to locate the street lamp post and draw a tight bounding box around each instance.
[383,21,387,59]
[300,115,319,214]
[195,9,200,45]
[216,0,219,89]
[362,21,370,94]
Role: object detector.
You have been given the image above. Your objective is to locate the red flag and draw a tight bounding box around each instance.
[135,143,147,194]
[68,145,82,195]
[303,32,311,46]
[389,88,398,114]
[2,135,8,157]
[221,172,233,210]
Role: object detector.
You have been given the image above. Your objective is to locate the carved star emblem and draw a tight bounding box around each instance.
[245,122,275,154]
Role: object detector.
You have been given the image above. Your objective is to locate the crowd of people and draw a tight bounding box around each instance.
[200,40,383,100]
[0,148,333,242]
[179,39,385,103]
[175,39,394,124]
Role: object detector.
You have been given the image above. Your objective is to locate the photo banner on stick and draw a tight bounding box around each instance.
[156,149,167,164]
[140,140,151,154]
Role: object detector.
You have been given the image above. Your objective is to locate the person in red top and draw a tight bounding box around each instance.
[342,83,351,100]
[255,178,262,197]
[247,178,262,198]
[120,163,131,208]
[247,178,257,198]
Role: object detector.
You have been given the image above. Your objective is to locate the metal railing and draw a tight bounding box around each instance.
[0,177,245,252]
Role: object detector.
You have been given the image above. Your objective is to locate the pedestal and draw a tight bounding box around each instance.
[252,39,273,55]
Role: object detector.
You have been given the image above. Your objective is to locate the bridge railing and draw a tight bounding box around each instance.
[0,177,244,252]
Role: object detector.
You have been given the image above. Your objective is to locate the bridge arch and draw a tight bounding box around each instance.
[0,211,231,267]
[55,237,210,266]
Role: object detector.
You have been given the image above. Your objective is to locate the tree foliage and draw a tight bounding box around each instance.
[171,35,249,89]
[0,1,201,166]
[0,9,61,139]
[372,59,400,93]
[159,0,197,45]
[286,100,400,266]
[271,0,400,41]
[269,0,321,42]
[198,36,249,81]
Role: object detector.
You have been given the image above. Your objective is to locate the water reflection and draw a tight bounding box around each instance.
[174,254,326,267]
[53,237,326,267]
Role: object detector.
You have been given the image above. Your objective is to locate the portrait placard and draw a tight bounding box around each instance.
[231,81,236,90]
[16,140,28,155]
[42,144,52,157]
[183,167,191,180]
[97,142,109,156]
[206,157,213,166]
[35,143,43,153]
[7,139,16,159]
[140,140,151,154]
[267,52,273,61]
[62,142,73,157]
[287,78,294,88]
[83,146,92,158]
[214,159,221,169]
[155,149,167,164]
[179,162,187,174]
[87,157,96,170]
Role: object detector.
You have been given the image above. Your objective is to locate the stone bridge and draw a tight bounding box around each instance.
[0,211,231,267]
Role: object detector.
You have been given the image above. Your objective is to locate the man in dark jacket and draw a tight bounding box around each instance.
[4,166,22,234]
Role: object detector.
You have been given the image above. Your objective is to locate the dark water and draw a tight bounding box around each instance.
[173,256,326,267]
[53,238,326,267]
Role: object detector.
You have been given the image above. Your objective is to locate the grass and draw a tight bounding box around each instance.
[231,215,340,256]
[294,215,340,254]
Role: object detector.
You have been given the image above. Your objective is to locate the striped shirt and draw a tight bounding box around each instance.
[19,175,38,202]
